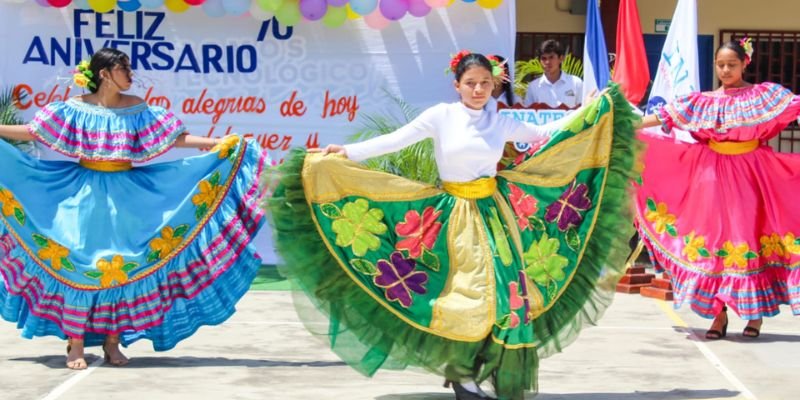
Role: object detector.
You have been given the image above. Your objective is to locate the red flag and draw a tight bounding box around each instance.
[613,0,649,104]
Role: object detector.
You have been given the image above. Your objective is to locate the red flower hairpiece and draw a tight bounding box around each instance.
[446,50,471,74]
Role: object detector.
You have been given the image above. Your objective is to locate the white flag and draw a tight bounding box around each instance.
[644,0,700,142]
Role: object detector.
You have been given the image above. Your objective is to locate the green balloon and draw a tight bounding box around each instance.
[275,1,301,26]
[258,0,284,12]
[322,6,347,28]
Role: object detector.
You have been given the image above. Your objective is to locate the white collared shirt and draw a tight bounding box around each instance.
[524,73,583,108]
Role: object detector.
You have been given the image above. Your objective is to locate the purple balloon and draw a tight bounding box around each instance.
[379,0,409,21]
[35,0,51,7]
[300,0,327,21]
[326,0,348,6]
[408,0,430,17]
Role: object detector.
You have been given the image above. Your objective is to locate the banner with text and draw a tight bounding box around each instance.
[0,3,515,262]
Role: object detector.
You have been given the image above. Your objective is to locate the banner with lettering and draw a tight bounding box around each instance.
[0,2,515,262]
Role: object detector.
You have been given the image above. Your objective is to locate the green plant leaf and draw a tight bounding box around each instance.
[84,271,103,279]
[715,249,729,257]
[698,248,710,258]
[495,314,511,329]
[565,228,581,252]
[349,259,377,275]
[666,225,678,237]
[147,250,161,263]
[419,248,441,272]
[31,233,49,247]
[61,257,76,272]
[320,203,343,219]
[195,203,208,220]
[528,216,546,231]
[122,262,138,273]
[744,251,758,260]
[646,198,657,212]
[173,224,190,238]
[209,171,221,186]
[14,208,25,225]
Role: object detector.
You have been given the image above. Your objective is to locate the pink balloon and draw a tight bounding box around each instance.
[379,0,408,20]
[184,0,205,5]
[364,8,389,29]
[35,0,52,7]
[48,0,72,7]
[326,0,347,6]
[424,0,449,8]
[299,0,327,21]
[408,0,430,17]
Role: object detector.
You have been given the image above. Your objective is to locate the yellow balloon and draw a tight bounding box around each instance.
[345,4,361,20]
[447,0,455,6]
[165,0,190,13]
[476,0,503,9]
[87,0,117,13]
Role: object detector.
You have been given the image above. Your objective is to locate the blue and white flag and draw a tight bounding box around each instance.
[645,0,700,142]
[582,0,611,100]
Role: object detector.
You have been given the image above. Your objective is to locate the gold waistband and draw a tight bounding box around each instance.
[442,177,497,199]
[708,139,760,155]
[79,159,133,172]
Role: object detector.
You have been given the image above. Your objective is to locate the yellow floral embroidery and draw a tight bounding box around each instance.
[0,189,22,217]
[760,233,785,258]
[645,202,676,235]
[211,135,240,159]
[96,255,129,288]
[192,180,222,208]
[782,233,800,256]
[149,226,183,259]
[37,239,70,270]
[721,241,749,268]
[682,231,706,262]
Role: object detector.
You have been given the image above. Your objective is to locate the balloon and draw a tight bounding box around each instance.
[322,5,346,27]
[345,3,360,19]
[476,0,501,8]
[364,8,389,30]
[202,0,226,16]
[87,0,116,12]
[47,0,72,7]
[73,0,90,8]
[139,0,164,8]
[34,0,51,7]
[462,0,475,2]
[407,0,430,17]
[326,0,347,6]
[257,0,283,12]
[299,0,326,21]
[274,0,301,25]
[118,0,142,11]
[164,0,190,12]
[184,0,205,5]
[424,0,449,8]
[379,0,408,20]
[349,0,376,16]
[223,0,249,15]
[250,0,273,19]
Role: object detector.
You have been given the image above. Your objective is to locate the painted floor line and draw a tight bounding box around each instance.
[39,357,105,400]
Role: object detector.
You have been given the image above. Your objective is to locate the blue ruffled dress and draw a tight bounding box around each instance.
[0,98,266,350]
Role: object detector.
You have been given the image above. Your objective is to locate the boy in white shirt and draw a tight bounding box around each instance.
[524,40,583,108]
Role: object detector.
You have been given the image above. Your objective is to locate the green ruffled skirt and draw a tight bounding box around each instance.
[266,87,640,399]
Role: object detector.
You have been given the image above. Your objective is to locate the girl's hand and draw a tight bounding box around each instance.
[308,144,347,156]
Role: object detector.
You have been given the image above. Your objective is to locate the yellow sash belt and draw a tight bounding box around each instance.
[442,177,497,199]
[79,159,133,172]
[708,139,759,155]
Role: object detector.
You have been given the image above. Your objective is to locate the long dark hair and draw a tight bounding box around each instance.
[493,55,514,105]
[87,48,129,93]
[715,40,748,63]
[454,53,493,82]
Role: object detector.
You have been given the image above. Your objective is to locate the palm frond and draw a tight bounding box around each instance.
[347,89,439,185]
[513,53,585,98]
[0,88,35,152]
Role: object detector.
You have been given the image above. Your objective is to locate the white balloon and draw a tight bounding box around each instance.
[249,1,273,20]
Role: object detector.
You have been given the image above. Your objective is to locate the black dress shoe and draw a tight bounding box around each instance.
[445,380,497,400]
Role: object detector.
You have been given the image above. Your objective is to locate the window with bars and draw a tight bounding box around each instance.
[720,30,800,153]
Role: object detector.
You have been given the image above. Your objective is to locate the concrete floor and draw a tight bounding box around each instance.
[1,291,797,400]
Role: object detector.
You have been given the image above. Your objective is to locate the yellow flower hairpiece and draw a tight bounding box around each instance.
[72,59,96,90]
[739,37,754,65]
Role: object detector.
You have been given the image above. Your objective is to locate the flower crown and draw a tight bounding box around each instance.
[446,50,508,81]
[739,37,754,65]
[72,60,96,90]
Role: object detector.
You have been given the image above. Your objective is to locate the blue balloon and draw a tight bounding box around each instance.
[349,0,377,16]
[202,0,226,17]
[223,0,250,16]
[72,0,90,8]
[462,0,476,2]
[118,0,142,11]
[139,0,165,8]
